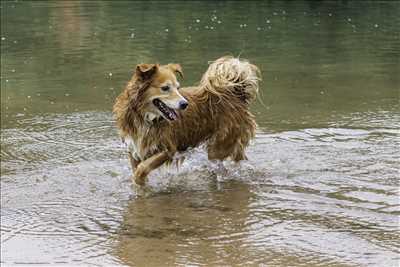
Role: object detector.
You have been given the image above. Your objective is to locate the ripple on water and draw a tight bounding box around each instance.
[1,112,120,176]
[1,160,130,265]
[1,111,399,266]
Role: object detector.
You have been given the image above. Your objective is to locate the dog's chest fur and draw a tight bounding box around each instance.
[123,126,163,161]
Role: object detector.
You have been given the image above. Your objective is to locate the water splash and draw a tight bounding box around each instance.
[135,146,259,197]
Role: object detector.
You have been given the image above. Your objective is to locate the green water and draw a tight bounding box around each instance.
[2,1,399,129]
[1,1,399,266]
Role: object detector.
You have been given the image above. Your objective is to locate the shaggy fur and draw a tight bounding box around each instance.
[113,56,260,186]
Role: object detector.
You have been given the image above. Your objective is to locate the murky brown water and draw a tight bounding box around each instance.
[1,1,399,266]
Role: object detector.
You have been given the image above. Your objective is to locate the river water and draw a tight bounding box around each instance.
[1,1,399,266]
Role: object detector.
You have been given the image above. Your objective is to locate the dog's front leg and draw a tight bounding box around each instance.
[128,152,140,170]
[134,151,170,186]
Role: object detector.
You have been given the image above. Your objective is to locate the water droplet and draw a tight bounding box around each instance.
[374,24,379,28]
[27,95,31,99]
[328,13,332,17]
[11,69,15,73]
[65,93,70,96]
[130,33,135,38]
[217,20,221,24]
[165,28,169,32]
[108,72,113,77]
[13,40,17,44]
[347,18,351,22]
[1,37,5,41]
[50,101,54,104]
[257,27,261,31]
[273,12,278,16]
[266,20,270,24]
[196,19,200,23]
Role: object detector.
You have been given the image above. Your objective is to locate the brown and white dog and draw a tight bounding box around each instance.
[113,56,260,186]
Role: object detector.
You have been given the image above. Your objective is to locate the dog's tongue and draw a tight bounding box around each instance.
[168,110,178,120]
[153,99,179,121]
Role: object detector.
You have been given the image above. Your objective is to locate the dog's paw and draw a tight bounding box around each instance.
[134,165,148,186]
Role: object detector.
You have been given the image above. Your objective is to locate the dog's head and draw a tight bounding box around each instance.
[132,63,188,122]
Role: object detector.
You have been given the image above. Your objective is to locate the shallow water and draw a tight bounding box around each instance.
[1,1,399,266]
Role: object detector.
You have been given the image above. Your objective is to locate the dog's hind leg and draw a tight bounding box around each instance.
[232,149,248,162]
[207,134,239,161]
[134,151,170,186]
[208,137,248,162]
[231,142,248,162]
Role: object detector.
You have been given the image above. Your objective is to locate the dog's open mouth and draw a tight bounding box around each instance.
[152,99,178,121]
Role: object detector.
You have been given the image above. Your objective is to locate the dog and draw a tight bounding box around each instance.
[113,56,260,186]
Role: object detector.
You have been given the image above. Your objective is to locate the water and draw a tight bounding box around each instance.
[1,1,399,266]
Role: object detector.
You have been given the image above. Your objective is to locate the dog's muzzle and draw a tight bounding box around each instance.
[152,99,179,121]
[178,100,188,110]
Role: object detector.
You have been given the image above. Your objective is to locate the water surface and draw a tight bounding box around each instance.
[1,1,399,266]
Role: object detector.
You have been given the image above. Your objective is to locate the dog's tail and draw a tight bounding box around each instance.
[199,56,260,104]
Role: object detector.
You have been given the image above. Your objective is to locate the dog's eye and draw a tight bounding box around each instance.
[177,86,181,90]
[161,86,170,91]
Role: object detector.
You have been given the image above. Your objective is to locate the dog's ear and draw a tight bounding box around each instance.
[135,63,159,80]
[168,64,183,79]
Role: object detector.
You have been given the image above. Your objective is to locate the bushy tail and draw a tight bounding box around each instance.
[199,56,261,104]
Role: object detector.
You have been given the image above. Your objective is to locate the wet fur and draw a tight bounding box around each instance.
[113,56,260,185]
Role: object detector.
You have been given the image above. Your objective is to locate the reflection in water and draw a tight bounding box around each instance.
[1,0,399,266]
[50,0,91,53]
[115,182,350,267]
[116,182,256,266]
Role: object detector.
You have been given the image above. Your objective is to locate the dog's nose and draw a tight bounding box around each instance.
[179,100,188,110]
